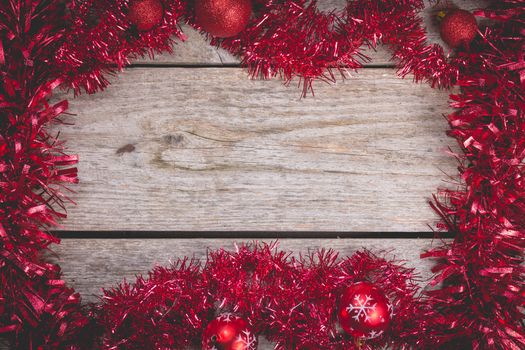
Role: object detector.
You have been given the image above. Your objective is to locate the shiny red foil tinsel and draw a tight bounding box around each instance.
[0,0,89,348]
[0,0,524,349]
[97,244,422,350]
[422,2,525,348]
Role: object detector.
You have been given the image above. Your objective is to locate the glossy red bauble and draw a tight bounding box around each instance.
[128,0,164,32]
[337,282,393,339]
[439,9,478,48]
[195,0,252,38]
[202,313,258,350]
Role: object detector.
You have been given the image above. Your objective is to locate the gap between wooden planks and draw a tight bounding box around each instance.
[46,238,443,304]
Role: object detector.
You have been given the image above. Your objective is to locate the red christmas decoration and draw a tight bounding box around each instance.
[128,0,164,31]
[202,313,258,350]
[439,9,478,48]
[195,0,252,38]
[338,282,393,339]
[2,0,525,348]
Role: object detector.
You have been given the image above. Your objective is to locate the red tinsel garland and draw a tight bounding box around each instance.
[98,245,422,350]
[423,6,525,347]
[0,1,89,348]
[0,0,524,349]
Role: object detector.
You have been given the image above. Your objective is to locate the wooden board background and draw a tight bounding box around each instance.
[2,1,489,349]
[55,68,457,232]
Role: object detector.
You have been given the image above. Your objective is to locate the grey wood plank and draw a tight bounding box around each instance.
[136,0,488,66]
[48,238,441,304]
[53,67,457,232]
[52,68,456,232]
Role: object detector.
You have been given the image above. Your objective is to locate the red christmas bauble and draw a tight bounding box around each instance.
[195,0,252,38]
[128,0,164,32]
[337,282,393,339]
[202,313,258,350]
[439,9,478,48]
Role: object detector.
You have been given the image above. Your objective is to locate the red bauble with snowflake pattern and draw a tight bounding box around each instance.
[202,313,258,350]
[337,282,393,339]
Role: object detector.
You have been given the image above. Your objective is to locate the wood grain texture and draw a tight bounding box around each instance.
[135,0,488,66]
[52,67,458,232]
[47,238,441,304]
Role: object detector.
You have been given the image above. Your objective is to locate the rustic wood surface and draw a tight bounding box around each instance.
[53,68,457,231]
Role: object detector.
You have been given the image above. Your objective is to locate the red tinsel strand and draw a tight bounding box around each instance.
[265,249,343,349]
[423,1,525,348]
[201,242,297,334]
[267,249,422,350]
[54,0,186,94]
[190,0,365,96]
[53,0,470,95]
[0,1,89,348]
[194,0,470,94]
[98,259,209,349]
[96,243,423,349]
[378,2,466,88]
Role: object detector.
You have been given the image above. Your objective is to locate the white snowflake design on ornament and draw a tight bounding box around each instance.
[367,330,384,339]
[388,302,395,318]
[217,313,240,323]
[235,329,258,350]
[346,294,378,322]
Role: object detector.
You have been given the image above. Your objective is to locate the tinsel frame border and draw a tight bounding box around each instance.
[0,0,524,349]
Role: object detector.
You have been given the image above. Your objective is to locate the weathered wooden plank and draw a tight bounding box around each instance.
[52,67,457,231]
[48,238,440,304]
[135,0,488,66]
